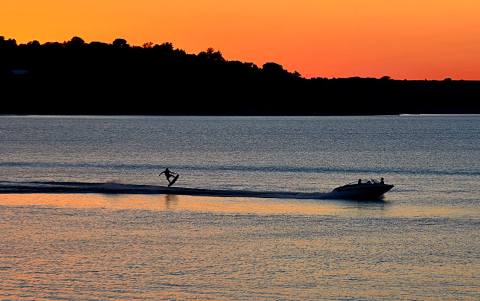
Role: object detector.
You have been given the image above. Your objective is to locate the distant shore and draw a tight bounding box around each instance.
[2,36,480,115]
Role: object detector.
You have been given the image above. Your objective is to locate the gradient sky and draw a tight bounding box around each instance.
[1,0,479,79]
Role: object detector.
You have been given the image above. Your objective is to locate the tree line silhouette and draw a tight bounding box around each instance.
[1,36,479,115]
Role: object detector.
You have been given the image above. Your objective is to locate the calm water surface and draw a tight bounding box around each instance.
[0,116,479,300]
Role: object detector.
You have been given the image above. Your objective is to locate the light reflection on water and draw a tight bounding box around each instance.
[0,193,476,218]
[0,194,479,300]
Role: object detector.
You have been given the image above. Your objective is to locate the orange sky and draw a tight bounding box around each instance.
[1,0,479,79]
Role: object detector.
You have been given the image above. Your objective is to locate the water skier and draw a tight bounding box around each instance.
[159,168,179,187]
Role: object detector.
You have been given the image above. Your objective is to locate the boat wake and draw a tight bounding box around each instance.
[0,181,336,200]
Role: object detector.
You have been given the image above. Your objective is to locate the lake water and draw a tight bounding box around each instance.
[0,115,479,300]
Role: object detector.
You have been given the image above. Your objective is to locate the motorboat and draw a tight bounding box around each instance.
[331,178,394,200]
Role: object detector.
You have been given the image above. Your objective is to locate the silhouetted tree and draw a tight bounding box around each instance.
[66,36,86,48]
[143,42,154,49]
[113,38,129,49]
[42,42,62,50]
[198,48,225,62]
[263,62,284,73]
[26,40,41,48]
[154,42,174,52]
[262,62,293,79]
[0,36,17,48]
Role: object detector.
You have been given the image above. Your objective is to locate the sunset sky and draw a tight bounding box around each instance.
[1,0,479,79]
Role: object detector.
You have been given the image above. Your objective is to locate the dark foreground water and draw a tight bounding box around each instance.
[0,115,479,300]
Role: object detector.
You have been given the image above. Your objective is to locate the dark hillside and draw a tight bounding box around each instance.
[1,36,479,115]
